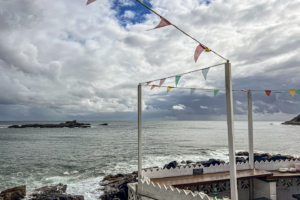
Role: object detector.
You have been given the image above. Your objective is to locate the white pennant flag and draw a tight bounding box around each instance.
[275,92,281,100]
[202,68,210,80]
[190,88,196,95]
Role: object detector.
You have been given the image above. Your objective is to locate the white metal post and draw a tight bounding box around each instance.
[225,61,238,200]
[248,90,254,169]
[138,84,142,181]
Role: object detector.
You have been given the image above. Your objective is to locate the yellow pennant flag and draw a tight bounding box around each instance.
[167,86,175,93]
[205,47,211,52]
[290,90,296,97]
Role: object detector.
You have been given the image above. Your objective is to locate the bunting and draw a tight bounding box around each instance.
[264,90,271,97]
[175,76,181,87]
[146,81,152,85]
[214,90,219,97]
[151,85,159,90]
[275,92,281,100]
[290,90,296,97]
[296,90,300,95]
[86,0,96,5]
[159,78,166,87]
[202,68,210,80]
[194,44,205,62]
[147,17,172,31]
[167,86,174,93]
[205,47,211,52]
[242,90,247,92]
[190,88,196,95]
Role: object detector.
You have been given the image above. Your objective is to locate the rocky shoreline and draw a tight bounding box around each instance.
[1,152,299,200]
[8,120,91,128]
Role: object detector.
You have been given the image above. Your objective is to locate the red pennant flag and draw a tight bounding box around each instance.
[146,82,152,85]
[159,78,166,87]
[264,90,271,97]
[151,85,159,90]
[86,0,96,5]
[146,17,172,31]
[242,90,247,92]
[194,44,205,62]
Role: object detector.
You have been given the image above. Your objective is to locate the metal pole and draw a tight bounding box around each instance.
[225,61,238,200]
[138,84,142,182]
[248,90,254,199]
[248,90,254,169]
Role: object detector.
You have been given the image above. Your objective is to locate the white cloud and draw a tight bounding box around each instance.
[200,106,208,109]
[122,10,135,19]
[173,104,186,110]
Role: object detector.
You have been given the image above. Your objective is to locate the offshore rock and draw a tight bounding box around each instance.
[0,185,26,200]
[8,120,90,128]
[282,114,300,125]
[29,183,84,200]
[163,161,178,169]
[99,123,108,126]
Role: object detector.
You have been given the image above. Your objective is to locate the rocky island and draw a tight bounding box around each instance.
[8,120,91,128]
[282,114,300,125]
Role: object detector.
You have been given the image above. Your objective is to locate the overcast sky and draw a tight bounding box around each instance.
[0,0,300,121]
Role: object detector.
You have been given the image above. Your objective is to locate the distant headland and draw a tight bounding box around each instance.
[8,120,91,128]
[282,114,300,125]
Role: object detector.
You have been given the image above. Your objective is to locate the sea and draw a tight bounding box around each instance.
[0,121,299,199]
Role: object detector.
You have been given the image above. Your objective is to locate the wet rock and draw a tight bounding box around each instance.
[29,183,83,200]
[8,125,20,128]
[99,123,108,126]
[99,173,137,200]
[8,120,90,128]
[236,157,247,163]
[186,160,194,164]
[236,151,249,156]
[163,161,178,169]
[282,114,300,125]
[0,185,26,200]
[199,159,225,167]
[181,161,186,164]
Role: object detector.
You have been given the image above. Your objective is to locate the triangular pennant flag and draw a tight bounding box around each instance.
[190,88,196,95]
[194,44,205,62]
[151,85,159,90]
[214,90,219,97]
[146,17,171,31]
[202,68,210,80]
[146,81,151,85]
[242,90,247,92]
[175,76,181,87]
[86,0,96,5]
[264,90,271,97]
[296,90,300,94]
[159,78,166,87]
[290,90,296,97]
[167,86,174,93]
[205,47,211,52]
[275,92,281,100]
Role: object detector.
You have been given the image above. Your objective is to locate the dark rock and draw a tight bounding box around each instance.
[186,160,194,164]
[163,161,178,169]
[236,151,249,156]
[200,159,225,167]
[0,185,26,200]
[99,123,108,126]
[29,183,83,200]
[8,120,90,128]
[181,160,186,164]
[236,157,247,163]
[282,114,300,125]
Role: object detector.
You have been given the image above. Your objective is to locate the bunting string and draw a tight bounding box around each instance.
[135,0,228,62]
[140,63,226,84]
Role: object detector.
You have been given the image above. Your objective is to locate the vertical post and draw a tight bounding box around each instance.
[225,61,238,200]
[248,90,254,169]
[248,90,254,199]
[138,84,142,182]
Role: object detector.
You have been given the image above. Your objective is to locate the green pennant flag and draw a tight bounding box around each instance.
[214,90,219,97]
[175,76,181,87]
[296,90,300,95]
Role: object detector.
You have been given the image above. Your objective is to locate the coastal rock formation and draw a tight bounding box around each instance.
[235,151,298,163]
[0,185,26,200]
[8,120,91,128]
[99,123,108,126]
[282,114,300,125]
[29,183,84,200]
[99,173,137,200]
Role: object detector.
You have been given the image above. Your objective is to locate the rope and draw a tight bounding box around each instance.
[136,0,229,62]
[140,63,226,84]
